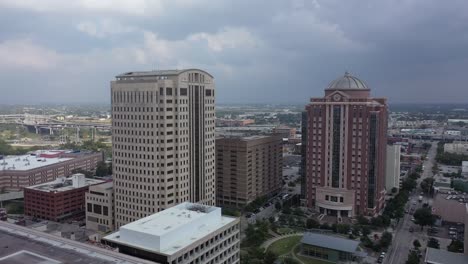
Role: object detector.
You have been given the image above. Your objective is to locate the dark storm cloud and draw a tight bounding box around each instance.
[0,0,467,104]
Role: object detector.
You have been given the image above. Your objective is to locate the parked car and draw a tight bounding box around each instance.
[409,227,414,233]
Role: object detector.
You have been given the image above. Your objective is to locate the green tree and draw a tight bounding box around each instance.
[420,178,434,194]
[263,251,277,264]
[447,240,464,253]
[336,224,351,234]
[413,239,421,249]
[95,161,108,176]
[406,251,420,264]
[427,238,440,249]
[379,232,392,249]
[306,218,319,229]
[413,207,436,230]
[357,215,369,225]
[275,201,282,211]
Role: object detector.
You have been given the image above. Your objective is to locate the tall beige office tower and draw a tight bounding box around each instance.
[111,69,216,227]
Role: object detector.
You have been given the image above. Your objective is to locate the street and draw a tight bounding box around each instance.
[386,141,437,264]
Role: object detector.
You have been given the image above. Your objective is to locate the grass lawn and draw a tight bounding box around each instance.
[277,227,294,235]
[268,235,302,256]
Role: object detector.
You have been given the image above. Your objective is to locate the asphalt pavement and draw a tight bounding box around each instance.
[385,141,437,264]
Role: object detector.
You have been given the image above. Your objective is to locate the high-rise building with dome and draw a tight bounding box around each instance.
[304,72,388,217]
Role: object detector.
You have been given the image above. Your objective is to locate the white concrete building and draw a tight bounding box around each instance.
[385,145,401,192]
[86,181,114,236]
[111,69,216,227]
[103,202,240,264]
[445,130,462,136]
[444,142,468,155]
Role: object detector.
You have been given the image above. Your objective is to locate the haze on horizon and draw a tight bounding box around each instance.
[0,0,467,105]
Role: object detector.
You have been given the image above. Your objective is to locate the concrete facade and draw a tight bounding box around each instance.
[305,72,388,217]
[0,151,102,191]
[215,135,282,207]
[385,145,401,191]
[103,202,240,264]
[444,142,468,155]
[111,69,216,227]
[85,181,114,234]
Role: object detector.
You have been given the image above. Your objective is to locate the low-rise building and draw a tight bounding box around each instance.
[425,248,468,264]
[432,193,467,223]
[86,181,114,236]
[445,130,462,136]
[273,125,296,139]
[216,119,255,127]
[385,145,401,192]
[462,161,468,176]
[102,202,240,264]
[299,232,367,263]
[444,142,468,155]
[24,174,104,221]
[216,135,282,208]
[0,150,102,191]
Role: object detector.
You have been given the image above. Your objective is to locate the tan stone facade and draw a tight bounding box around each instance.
[216,135,282,207]
[86,181,114,234]
[111,69,216,227]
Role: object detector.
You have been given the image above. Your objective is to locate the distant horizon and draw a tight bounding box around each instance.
[1,101,468,107]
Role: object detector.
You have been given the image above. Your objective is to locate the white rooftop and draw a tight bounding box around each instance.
[104,202,237,255]
[0,153,73,171]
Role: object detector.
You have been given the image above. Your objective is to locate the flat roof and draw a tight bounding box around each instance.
[0,154,73,171]
[104,202,237,255]
[116,69,213,78]
[0,221,154,264]
[301,232,361,254]
[425,248,468,264]
[89,181,113,191]
[27,176,104,192]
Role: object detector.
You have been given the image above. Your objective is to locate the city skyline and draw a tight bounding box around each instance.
[1,1,468,104]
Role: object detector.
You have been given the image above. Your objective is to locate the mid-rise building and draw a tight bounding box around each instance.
[24,174,104,221]
[102,202,240,264]
[215,135,282,207]
[304,72,388,217]
[444,142,468,155]
[111,69,216,227]
[385,145,401,192]
[86,181,114,235]
[0,150,102,191]
[273,125,296,139]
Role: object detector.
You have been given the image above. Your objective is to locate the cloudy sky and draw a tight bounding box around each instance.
[0,0,467,104]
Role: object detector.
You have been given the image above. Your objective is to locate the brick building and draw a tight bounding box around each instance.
[304,72,388,217]
[216,135,282,207]
[24,174,104,221]
[0,150,102,191]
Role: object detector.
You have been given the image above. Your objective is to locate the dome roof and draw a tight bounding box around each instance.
[326,72,369,90]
